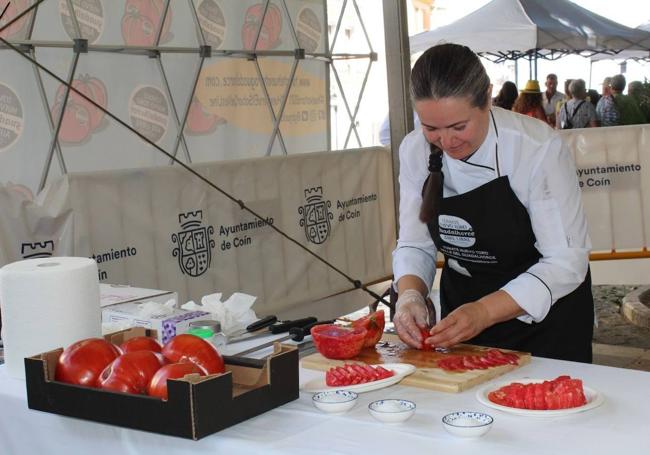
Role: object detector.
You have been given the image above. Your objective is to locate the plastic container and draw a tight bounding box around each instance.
[187,320,226,349]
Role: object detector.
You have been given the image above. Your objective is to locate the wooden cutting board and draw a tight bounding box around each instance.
[301,334,531,393]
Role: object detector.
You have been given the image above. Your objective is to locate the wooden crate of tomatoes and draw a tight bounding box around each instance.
[24,327,299,440]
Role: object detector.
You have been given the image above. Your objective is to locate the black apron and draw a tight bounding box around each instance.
[424,113,593,363]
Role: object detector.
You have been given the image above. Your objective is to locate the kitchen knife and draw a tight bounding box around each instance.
[269,316,317,334]
[228,315,278,339]
[288,319,336,342]
[227,316,317,344]
[231,319,327,357]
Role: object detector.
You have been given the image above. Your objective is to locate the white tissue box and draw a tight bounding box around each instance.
[101,302,210,344]
[100,284,178,308]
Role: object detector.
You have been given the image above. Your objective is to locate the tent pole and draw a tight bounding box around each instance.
[589,60,593,88]
[382,0,412,236]
[514,60,518,87]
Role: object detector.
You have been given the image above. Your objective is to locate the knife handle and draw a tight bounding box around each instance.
[246,315,277,332]
[289,319,336,341]
[270,317,317,334]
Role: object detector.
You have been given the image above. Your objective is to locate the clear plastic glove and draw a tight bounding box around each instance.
[393,289,429,348]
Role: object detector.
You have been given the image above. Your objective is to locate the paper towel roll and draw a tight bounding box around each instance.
[0,257,101,379]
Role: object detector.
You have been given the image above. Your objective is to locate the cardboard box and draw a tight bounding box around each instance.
[102,302,210,344]
[99,283,178,308]
[24,327,299,440]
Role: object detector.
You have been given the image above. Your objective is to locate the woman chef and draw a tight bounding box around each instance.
[392,44,594,363]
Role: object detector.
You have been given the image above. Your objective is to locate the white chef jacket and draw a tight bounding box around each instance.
[392,107,591,323]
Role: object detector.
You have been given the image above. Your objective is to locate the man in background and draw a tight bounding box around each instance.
[610,74,645,126]
[596,77,618,126]
[542,73,564,126]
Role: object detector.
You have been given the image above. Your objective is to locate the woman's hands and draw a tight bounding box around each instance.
[425,301,491,348]
[426,290,525,348]
[393,289,430,348]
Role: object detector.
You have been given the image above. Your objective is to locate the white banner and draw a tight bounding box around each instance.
[0,147,396,315]
[563,124,650,253]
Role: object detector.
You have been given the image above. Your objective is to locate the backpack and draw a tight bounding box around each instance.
[561,100,585,129]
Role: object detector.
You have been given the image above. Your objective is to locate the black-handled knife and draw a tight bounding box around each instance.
[269,317,317,334]
[289,319,336,341]
[246,315,278,331]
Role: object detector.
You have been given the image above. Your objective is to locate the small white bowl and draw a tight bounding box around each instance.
[368,399,416,423]
[442,411,494,438]
[312,390,358,414]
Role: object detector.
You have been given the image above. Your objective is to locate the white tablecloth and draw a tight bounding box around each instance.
[1,358,649,455]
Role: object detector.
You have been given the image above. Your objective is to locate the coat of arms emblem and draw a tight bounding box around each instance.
[299,187,333,244]
[21,240,55,259]
[171,210,215,277]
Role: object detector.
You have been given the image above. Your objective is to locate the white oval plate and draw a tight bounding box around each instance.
[301,363,417,394]
[476,378,605,417]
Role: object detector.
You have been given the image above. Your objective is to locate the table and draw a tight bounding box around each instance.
[1,357,649,454]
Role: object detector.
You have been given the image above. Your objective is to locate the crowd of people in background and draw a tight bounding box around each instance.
[380,72,648,146]
[494,73,650,129]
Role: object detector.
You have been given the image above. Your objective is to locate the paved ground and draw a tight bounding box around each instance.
[592,285,650,371]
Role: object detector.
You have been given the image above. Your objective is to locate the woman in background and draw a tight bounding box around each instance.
[492,81,518,111]
[512,80,548,124]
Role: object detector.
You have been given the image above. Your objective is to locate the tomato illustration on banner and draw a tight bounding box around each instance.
[122,0,173,46]
[0,0,32,40]
[51,74,108,145]
[185,96,224,136]
[0,82,24,152]
[197,0,226,49]
[241,2,282,50]
[59,0,105,44]
[296,7,322,53]
[128,85,169,145]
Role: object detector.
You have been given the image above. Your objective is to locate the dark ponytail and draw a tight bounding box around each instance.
[419,144,443,224]
[411,44,489,228]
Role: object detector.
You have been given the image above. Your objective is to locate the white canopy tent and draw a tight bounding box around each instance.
[410,0,650,66]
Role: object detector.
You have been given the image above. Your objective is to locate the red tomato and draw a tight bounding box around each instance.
[55,338,120,387]
[97,351,165,394]
[185,96,221,135]
[0,0,31,39]
[419,327,433,351]
[147,362,204,400]
[161,334,225,375]
[311,324,367,360]
[119,336,162,354]
[121,0,172,46]
[51,100,92,144]
[241,3,282,50]
[351,310,386,348]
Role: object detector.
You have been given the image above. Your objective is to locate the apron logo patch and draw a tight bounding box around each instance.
[439,215,476,248]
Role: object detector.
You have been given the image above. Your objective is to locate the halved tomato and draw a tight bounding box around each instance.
[311,324,367,360]
[352,310,386,348]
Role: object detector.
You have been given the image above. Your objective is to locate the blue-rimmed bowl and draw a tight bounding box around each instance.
[442,411,494,437]
[312,390,358,413]
[368,399,416,423]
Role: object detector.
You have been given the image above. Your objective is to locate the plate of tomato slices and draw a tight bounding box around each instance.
[476,376,605,417]
[302,363,416,394]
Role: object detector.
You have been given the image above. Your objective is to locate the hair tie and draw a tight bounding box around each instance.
[428,145,443,173]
